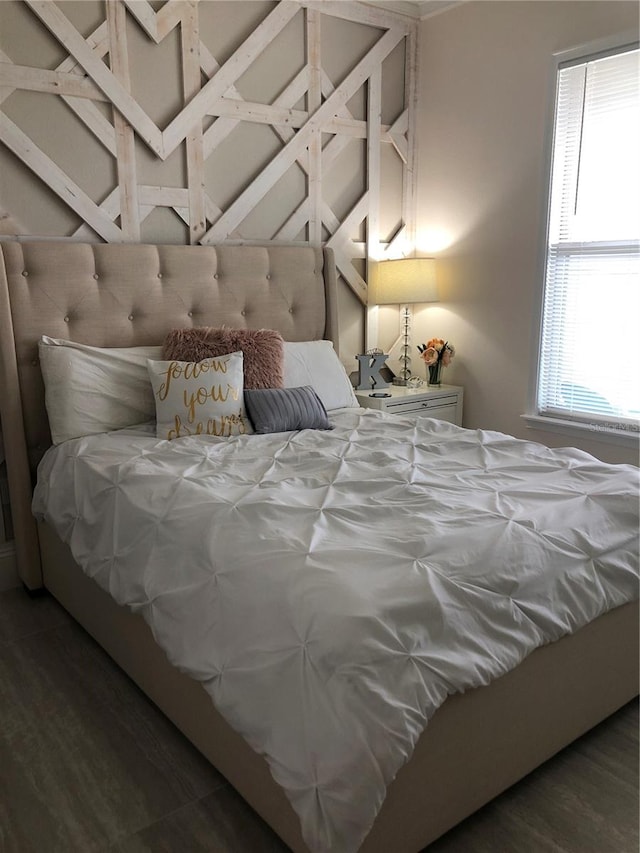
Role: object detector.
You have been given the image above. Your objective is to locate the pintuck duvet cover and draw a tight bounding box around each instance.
[32,409,639,853]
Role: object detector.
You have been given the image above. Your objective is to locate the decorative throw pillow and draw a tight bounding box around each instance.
[163,327,284,390]
[244,386,333,435]
[147,352,252,440]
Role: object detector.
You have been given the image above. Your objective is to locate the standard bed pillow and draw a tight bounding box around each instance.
[147,352,252,440]
[244,386,332,435]
[163,327,284,390]
[282,340,358,411]
[38,336,163,444]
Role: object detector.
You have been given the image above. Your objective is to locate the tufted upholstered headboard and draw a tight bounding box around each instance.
[0,241,339,590]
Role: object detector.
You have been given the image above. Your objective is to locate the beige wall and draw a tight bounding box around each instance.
[410,0,639,464]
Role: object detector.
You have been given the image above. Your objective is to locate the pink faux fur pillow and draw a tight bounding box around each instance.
[162,327,284,390]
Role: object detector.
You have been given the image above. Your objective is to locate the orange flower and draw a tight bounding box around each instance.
[420,346,440,366]
[426,338,445,350]
[417,339,455,368]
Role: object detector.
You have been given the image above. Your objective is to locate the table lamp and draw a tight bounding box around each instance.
[370,258,438,385]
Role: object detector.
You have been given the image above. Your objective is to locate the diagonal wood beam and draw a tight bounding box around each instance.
[162,2,300,156]
[0,114,123,242]
[54,24,117,156]
[326,193,370,300]
[202,25,405,243]
[388,108,409,163]
[273,198,311,242]
[198,38,279,157]
[26,0,164,156]
[123,0,186,43]
[326,193,370,252]
[72,185,227,241]
[72,185,226,241]
[389,109,408,136]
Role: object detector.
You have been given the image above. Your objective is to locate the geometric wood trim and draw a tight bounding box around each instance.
[0,0,418,302]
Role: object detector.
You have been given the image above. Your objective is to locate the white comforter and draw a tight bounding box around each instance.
[32,410,639,853]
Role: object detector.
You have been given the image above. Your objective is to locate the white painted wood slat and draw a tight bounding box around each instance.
[0,115,123,242]
[203,25,405,244]
[107,0,140,242]
[0,63,107,100]
[122,0,185,43]
[207,98,308,129]
[302,0,411,32]
[181,0,206,244]
[306,7,322,245]
[56,24,117,157]
[402,27,418,255]
[162,2,300,156]
[26,0,164,156]
[367,67,381,259]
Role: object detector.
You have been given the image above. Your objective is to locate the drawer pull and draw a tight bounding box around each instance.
[419,398,456,408]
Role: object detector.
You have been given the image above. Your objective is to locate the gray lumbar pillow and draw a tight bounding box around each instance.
[244,386,333,434]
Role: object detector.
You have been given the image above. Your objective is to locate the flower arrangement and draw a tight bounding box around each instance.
[417,338,455,385]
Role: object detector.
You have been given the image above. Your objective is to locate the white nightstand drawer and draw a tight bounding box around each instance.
[355,384,464,426]
[392,402,459,424]
[385,394,459,415]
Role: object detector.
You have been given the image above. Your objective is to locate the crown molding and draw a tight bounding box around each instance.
[418,1,464,19]
[359,1,464,20]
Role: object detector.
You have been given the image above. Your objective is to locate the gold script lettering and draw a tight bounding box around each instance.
[167,411,247,440]
[156,357,230,400]
[182,383,240,423]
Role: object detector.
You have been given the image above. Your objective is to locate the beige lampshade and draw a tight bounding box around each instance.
[369,258,438,305]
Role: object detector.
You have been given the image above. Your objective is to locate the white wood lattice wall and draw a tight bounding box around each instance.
[0,0,417,304]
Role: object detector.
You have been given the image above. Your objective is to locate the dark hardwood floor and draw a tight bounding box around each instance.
[0,586,637,853]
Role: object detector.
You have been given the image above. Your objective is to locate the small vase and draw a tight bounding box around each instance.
[427,361,442,386]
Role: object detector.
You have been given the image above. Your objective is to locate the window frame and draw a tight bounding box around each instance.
[524,31,640,448]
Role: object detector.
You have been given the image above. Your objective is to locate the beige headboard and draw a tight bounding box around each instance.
[0,241,339,590]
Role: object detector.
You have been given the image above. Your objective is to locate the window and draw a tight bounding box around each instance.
[535,43,639,440]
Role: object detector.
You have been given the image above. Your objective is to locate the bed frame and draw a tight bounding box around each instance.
[0,240,637,853]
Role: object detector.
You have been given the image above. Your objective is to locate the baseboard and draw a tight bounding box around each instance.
[0,542,19,591]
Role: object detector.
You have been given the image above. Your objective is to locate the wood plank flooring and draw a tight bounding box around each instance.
[1,586,637,853]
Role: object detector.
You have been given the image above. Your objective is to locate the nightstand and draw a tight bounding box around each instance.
[355,384,464,426]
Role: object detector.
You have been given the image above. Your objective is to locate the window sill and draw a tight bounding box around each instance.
[521,414,640,448]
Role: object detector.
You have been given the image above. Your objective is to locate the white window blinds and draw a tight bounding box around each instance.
[537,45,640,432]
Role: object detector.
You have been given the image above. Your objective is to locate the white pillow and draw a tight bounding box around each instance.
[38,336,163,445]
[147,352,252,440]
[282,341,358,411]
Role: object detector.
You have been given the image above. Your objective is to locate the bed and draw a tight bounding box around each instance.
[0,239,638,853]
